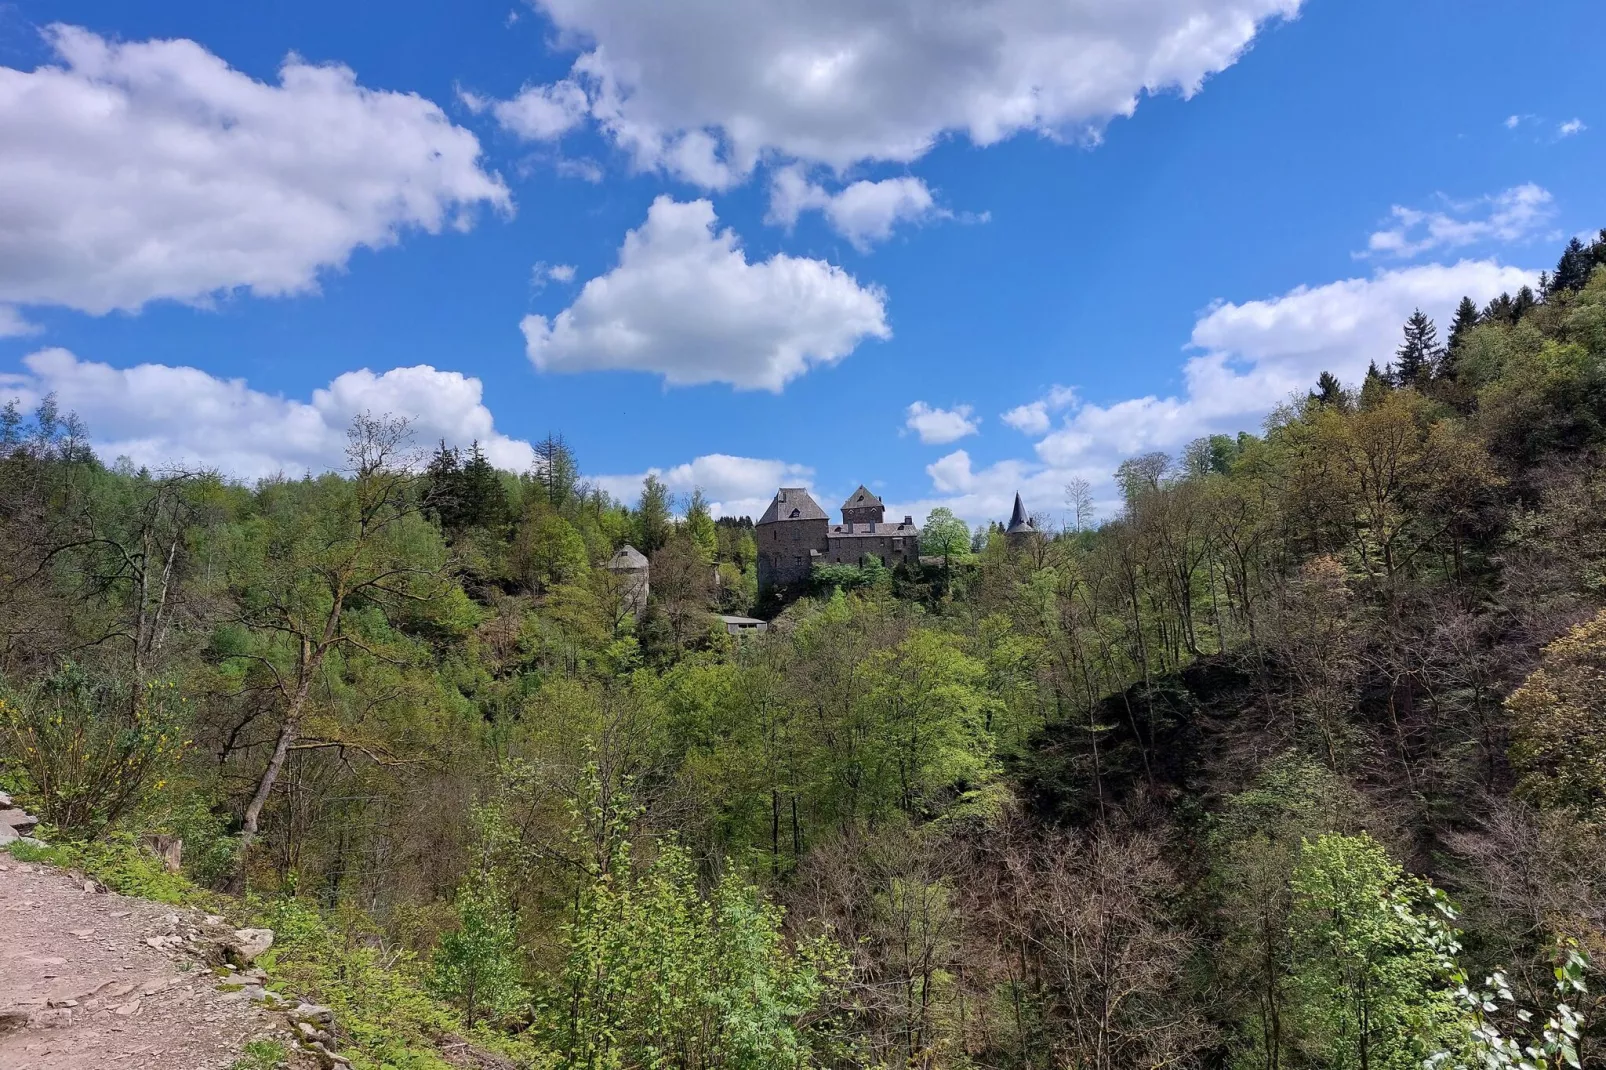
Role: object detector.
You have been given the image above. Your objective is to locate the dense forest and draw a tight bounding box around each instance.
[4,231,1606,1070]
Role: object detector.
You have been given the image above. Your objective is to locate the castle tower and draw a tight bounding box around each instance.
[606,544,650,617]
[756,487,830,593]
[1005,492,1039,549]
[841,485,885,526]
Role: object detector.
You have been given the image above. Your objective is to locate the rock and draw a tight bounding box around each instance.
[139,833,184,873]
[225,927,274,964]
[0,1009,29,1035]
[291,1002,335,1026]
[30,1007,73,1029]
[114,998,143,1016]
[0,789,12,807]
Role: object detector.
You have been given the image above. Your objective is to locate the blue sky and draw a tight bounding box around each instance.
[0,0,1600,525]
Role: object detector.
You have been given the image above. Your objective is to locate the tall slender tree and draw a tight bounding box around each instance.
[1393,310,1442,385]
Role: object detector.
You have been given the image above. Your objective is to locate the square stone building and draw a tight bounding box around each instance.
[756,486,919,594]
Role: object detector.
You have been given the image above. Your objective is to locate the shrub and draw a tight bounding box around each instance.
[0,663,187,838]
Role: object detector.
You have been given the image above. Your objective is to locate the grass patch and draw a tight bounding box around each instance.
[229,1037,289,1070]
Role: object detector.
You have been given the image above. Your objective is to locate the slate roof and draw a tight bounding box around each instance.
[607,544,649,569]
[841,485,884,511]
[757,487,828,524]
[1006,492,1037,535]
[829,521,918,537]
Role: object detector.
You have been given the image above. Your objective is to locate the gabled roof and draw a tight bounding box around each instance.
[1006,492,1037,534]
[757,487,828,524]
[607,544,649,569]
[841,485,884,510]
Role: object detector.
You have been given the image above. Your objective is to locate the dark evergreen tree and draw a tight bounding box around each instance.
[458,442,510,531]
[1360,361,1391,409]
[634,474,673,554]
[1312,371,1344,407]
[1511,285,1537,322]
[1441,296,1482,381]
[1552,237,1595,294]
[1393,309,1442,385]
[1484,292,1515,325]
[424,441,467,532]
[531,433,579,513]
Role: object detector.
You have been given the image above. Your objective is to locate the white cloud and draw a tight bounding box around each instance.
[1505,114,1522,129]
[462,79,589,140]
[504,0,1302,185]
[899,259,1537,527]
[1559,118,1586,137]
[904,401,980,445]
[592,453,814,520]
[0,349,536,478]
[522,195,890,391]
[1001,385,1077,434]
[0,306,40,338]
[530,261,577,289]
[1365,184,1554,259]
[768,167,937,249]
[0,25,510,318]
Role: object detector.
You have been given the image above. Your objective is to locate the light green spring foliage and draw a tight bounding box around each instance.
[554,768,847,1070]
[430,873,525,1028]
[0,663,188,838]
[1286,833,1462,1070]
[558,839,846,1070]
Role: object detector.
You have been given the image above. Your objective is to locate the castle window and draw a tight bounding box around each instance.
[789,508,800,518]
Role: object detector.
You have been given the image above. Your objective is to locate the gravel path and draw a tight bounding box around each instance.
[0,858,302,1070]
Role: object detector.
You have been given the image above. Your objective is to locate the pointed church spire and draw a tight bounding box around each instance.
[1006,492,1033,534]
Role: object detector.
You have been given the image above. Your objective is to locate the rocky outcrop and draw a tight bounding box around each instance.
[0,791,44,848]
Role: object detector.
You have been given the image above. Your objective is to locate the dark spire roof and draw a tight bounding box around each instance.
[841,484,884,510]
[757,487,828,524]
[1006,492,1036,535]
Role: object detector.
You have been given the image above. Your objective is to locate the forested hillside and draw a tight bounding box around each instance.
[4,232,1606,1070]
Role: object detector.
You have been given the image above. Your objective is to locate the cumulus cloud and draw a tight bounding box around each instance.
[1559,118,1586,138]
[522,196,890,391]
[461,79,589,140]
[1365,184,1554,258]
[1001,385,1077,435]
[899,259,1537,527]
[498,0,1302,185]
[904,402,980,445]
[0,25,510,319]
[0,349,535,478]
[768,167,938,249]
[592,453,814,520]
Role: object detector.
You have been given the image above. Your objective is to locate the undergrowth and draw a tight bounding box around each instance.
[6,834,541,1070]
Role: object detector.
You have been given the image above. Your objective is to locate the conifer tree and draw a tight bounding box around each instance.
[1360,362,1391,409]
[1394,310,1442,385]
[1442,296,1482,381]
[532,433,579,512]
[1483,292,1515,324]
[635,474,673,554]
[1511,285,1537,322]
[1312,371,1344,406]
[1551,236,1595,294]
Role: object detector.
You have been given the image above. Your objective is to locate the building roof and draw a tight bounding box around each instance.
[607,544,649,570]
[829,520,918,537]
[757,487,828,524]
[1006,492,1037,535]
[841,485,884,511]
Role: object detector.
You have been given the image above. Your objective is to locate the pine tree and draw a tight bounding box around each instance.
[424,441,466,532]
[635,475,673,554]
[459,442,510,531]
[1394,309,1442,385]
[532,433,579,513]
[1312,371,1344,407]
[1483,292,1515,325]
[1512,285,1537,322]
[1360,362,1390,409]
[1442,296,1482,381]
[1551,237,1594,294]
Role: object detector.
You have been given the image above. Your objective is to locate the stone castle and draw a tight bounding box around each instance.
[757,485,920,592]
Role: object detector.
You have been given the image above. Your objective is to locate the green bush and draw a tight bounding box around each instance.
[0,663,188,838]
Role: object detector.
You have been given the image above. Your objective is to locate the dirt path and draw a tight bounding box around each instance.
[0,858,303,1070]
